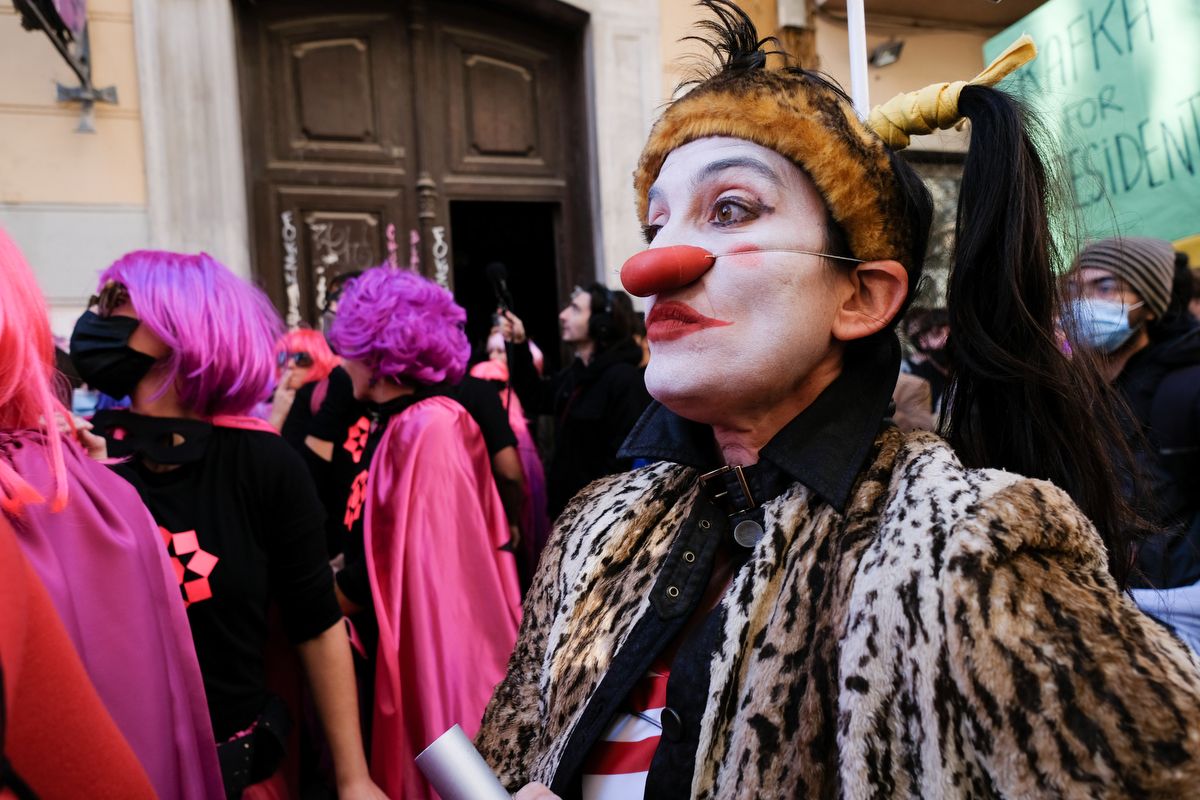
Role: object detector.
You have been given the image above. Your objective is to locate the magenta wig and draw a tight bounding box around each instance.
[99,251,283,417]
[329,267,469,386]
[275,329,339,384]
[0,228,67,512]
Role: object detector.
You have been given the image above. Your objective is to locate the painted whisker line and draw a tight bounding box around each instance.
[718,248,865,263]
[611,248,864,275]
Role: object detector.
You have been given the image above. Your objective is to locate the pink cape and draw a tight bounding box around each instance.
[210,414,280,434]
[469,360,552,574]
[363,396,522,798]
[3,432,223,800]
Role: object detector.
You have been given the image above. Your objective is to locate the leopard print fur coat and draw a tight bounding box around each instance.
[477,427,1200,798]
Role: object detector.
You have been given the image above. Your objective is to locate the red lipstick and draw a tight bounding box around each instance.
[645,301,732,343]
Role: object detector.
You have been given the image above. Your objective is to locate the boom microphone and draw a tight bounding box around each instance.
[484,261,516,406]
[485,261,515,312]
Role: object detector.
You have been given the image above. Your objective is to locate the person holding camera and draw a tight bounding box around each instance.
[499,283,652,519]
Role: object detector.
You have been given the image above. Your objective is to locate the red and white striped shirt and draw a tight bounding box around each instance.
[580,658,671,800]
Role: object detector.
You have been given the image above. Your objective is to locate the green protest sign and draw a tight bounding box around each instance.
[985,0,1200,244]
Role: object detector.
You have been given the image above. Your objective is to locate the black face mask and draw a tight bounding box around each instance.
[91,410,212,465]
[70,311,158,400]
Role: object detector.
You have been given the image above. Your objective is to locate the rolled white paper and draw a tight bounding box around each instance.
[415,724,511,800]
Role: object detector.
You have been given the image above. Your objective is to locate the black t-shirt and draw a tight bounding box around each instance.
[310,367,365,443]
[280,381,317,453]
[108,417,342,740]
[280,368,369,558]
[288,369,515,560]
[334,393,429,608]
[451,376,517,457]
[333,389,496,608]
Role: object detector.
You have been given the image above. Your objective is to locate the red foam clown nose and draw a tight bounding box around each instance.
[620,245,716,298]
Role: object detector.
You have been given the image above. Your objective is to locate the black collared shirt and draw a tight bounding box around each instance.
[551,333,900,799]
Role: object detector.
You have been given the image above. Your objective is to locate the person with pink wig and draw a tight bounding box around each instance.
[269,328,339,433]
[70,250,385,800]
[0,229,222,799]
[282,301,528,568]
[269,327,349,558]
[327,266,522,799]
[486,328,546,376]
[0,514,157,800]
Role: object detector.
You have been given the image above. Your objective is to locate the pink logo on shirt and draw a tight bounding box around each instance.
[159,526,219,606]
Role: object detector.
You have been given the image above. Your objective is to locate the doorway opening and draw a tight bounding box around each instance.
[450,200,562,374]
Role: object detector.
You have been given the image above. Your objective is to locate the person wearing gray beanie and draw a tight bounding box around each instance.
[1072,235,1200,650]
[1072,237,1176,370]
[1079,236,1175,311]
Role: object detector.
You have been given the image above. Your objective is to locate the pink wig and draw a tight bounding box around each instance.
[0,229,67,512]
[470,358,509,383]
[275,328,339,384]
[329,267,469,386]
[99,251,283,417]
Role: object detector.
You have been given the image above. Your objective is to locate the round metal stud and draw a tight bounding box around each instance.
[733,519,765,548]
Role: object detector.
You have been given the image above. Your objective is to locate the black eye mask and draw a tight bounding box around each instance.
[70,311,158,400]
[91,410,213,465]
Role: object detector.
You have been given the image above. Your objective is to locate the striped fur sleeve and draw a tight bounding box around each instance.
[943,477,1200,797]
[475,511,569,790]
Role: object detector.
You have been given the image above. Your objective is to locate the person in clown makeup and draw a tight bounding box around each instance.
[475,3,1200,799]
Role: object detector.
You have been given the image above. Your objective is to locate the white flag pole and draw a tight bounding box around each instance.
[845,0,870,119]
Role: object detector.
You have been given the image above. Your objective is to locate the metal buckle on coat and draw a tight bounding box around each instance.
[698,465,766,548]
[698,464,758,517]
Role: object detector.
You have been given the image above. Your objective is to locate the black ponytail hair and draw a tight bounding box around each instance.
[940,84,1140,588]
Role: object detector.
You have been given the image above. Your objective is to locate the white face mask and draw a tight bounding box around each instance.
[1071,297,1143,353]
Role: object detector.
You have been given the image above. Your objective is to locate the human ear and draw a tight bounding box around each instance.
[830,259,908,342]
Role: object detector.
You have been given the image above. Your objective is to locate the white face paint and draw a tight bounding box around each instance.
[641,137,850,425]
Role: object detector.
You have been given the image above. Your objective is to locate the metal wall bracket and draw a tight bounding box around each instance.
[14,0,119,133]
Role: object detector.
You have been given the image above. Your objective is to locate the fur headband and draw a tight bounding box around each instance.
[633,13,1035,267]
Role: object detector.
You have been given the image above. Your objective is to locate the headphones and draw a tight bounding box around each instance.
[586,283,616,345]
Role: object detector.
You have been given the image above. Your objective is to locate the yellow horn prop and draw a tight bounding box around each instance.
[866,34,1037,149]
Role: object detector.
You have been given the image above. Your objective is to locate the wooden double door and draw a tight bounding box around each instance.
[236,0,592,361]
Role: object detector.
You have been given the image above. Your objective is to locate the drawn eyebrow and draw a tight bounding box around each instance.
[646,156,781,215]
[693,157,782,191]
